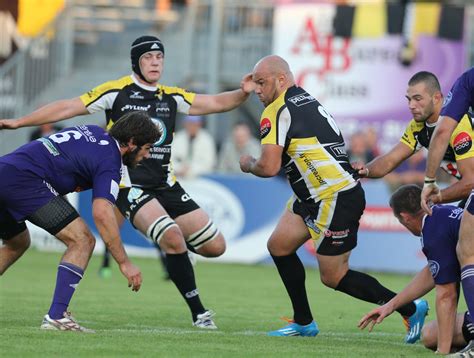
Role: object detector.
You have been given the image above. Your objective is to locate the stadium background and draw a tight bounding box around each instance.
[0,0,473,274]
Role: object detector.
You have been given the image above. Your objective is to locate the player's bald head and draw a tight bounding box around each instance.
[254,55,291,77]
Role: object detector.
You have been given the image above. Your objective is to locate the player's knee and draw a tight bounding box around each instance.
[267,238,291,256]
[159,226,187,253]
[196,234,226,257]
[319,271,340,288]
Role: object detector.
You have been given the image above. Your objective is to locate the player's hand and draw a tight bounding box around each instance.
[239,154,255,173]
[352,162,370,178]
[119,261,142,292]
[0,119,20,130]
[240,73,256,94]
[358,304,393,332]
[421,178,440,215]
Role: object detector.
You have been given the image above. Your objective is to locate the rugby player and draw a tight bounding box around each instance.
[0,111,160,331]
[421,67,474,356]
[0,35,255,329]
[359,185,473,355]
[239,55,427,342]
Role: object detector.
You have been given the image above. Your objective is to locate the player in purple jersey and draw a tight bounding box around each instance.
[421,67,474,355]
[0,111,160,332]
[0,35,256,329]
[359,185,474,354]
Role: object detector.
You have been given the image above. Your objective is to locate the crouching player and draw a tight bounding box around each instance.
[0,112,160,331]
[358,185,473,354]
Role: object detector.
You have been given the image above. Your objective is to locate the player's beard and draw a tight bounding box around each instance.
[122,147,141,168]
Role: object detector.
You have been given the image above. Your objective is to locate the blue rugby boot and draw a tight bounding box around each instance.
[268,319,319,337]
[403,299,429,344]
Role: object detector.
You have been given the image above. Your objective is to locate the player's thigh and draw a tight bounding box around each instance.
[267,208,311,256]
[116,187,169,232]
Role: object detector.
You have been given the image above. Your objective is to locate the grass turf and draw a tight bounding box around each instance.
[0,249,453,357]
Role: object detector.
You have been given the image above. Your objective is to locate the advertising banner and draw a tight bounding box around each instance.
[273,3,466,153]
[65,176,425,274]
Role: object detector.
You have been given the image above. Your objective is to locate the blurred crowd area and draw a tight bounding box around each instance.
[32,113,452,193]
[2,0,473,193]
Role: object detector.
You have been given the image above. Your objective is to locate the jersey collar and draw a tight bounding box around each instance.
[131,73,159,91]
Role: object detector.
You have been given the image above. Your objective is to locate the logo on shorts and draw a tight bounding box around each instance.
[304,216,320,235]
[181,193,191,202]
[127,187,144,202]
[453,132,472,155]
[324,229,350,239]
[428,260,440,278]
[260,118,271,139]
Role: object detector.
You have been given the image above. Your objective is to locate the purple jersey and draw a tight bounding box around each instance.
[421,205,462,285]
[0,125,121,204]
[440,67,474,122]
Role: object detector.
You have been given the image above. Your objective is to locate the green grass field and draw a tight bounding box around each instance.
[0,249,452,357]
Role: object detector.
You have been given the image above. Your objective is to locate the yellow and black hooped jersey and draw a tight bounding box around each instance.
[260,85,357,202]
[79,74,195,189]
[400,114,474,179]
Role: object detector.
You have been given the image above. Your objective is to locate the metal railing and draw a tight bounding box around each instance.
[0,5,74,119]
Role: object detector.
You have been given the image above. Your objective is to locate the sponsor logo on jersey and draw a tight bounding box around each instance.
[453,131,472,155]
[156,106,170,112]
[150,117,167,146]
[327,143,347,158]
[324,228,349,239]
[260,118,271,138]
[121,104,151,112]
[428,260,440,278]
[288,93,317,107]
[130,91,144,99]
[442,91,452,108]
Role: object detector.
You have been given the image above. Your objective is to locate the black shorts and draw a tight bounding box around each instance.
[116,182,200,225]
[290,183,366,256]
[0,208,27,240]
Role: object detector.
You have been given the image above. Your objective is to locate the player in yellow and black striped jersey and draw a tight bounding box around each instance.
[0,35,256,329]
[356,71,474,206]
[240,55,426,339]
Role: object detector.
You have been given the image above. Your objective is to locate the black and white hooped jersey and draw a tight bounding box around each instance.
[80,73,195,189]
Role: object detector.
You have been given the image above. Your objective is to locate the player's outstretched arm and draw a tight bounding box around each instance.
[359,267,434,331]
[435,157,474,204]
[358,302,396,331]
[357,142,413,178]
[189,73,255,115]
[0,97,88,130]
[92,198,142,292]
